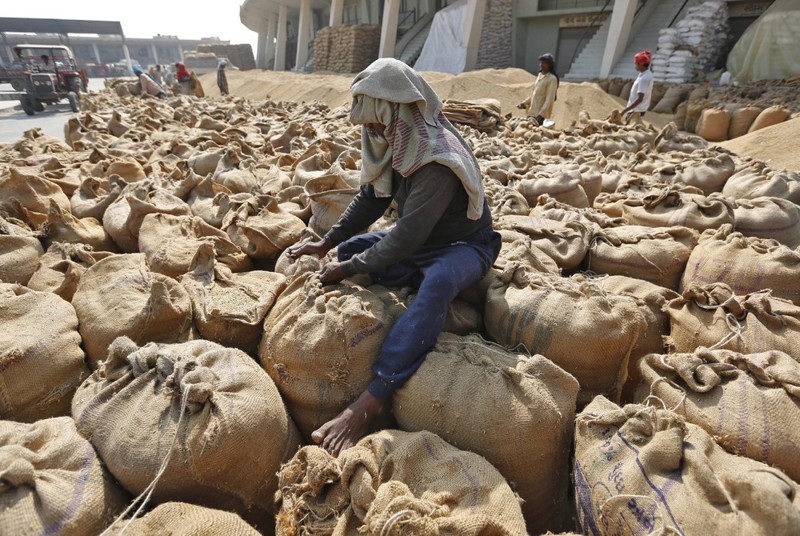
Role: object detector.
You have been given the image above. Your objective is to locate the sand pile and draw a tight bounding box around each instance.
[718,117,800,171]
[200,69,674,129]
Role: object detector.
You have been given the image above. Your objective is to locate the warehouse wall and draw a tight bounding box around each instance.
[516,15,561,73]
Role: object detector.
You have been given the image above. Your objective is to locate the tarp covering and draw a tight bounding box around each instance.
[726,0,800,82]
[414,0,468,74]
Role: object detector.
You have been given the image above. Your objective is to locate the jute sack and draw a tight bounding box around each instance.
[748,105,790,133]
[0,216,43,285]
[594,275,678,402]
[393,333,579,533]
[0,284,88,421]
[305,174,360,236]
[515,173,590,209]
[658,153,736,196]
[681,225,800,305]
[612,189,735,232]
[530,194,627,229]
[653,122,708,153]
[484,269,645,405]
[103,182,192,252]
[722,162,800,204]
[652,86,688,114]
[0,168,71,216]
[188,149,225,177]
[637,348,800,482]
[106,503,260,536]
[728,106,762,139]
[733,197,800,248]
[139,213,251,278]
[70,176,124,221]
[584,225,698,290]
[696,107,730,142]
[259,273,407,439]
[72,254,193,368]
[673,101,688,129]
[0,418,128,536]
[495,215,591,270]
[574,396,800,536]
[276,430,527,536]
[27,242,114,301]
[72,338,301,529]
[186,177,234,228]
[223,195,306,259]
[181,244,286,356]
[665,283,800,358]
[39,200,117,252]
[211,147,260,194]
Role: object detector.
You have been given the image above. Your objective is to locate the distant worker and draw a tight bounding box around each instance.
[134,66,167,99]
[217,60,229,96]
[517,53,559,126]
[39,54,52,71]
[620,50,654,121]
[176,62,192,95]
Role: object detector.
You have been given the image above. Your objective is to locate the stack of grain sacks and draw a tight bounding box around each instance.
[313,25,380,74]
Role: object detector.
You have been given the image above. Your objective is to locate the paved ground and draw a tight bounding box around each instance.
[0,79,107,144]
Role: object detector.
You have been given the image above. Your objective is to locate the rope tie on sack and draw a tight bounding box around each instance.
[707,313,745,351]
[379,509,415,536]
[644,377,688,413]
[99,383,192,536]
[587,234,666,277]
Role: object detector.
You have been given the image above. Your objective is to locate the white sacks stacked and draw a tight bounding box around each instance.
[653,29,692,84]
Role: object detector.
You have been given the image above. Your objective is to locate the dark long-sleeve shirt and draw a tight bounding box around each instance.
[217,67,229,95]
[325,163,492,276]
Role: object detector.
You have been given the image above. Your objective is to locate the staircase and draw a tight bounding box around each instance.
[400,23,432,66]
[609,0,696,79]
[564,17,612,81]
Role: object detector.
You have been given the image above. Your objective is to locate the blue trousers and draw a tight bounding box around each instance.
[338,227,501,401]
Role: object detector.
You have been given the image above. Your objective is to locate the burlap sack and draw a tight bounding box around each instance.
[72,254,193,368]
[515,173,590,209]
[609,189,735,232]
[585,225,698,290]
[27,242,114,301]
[72,338,301,529]
[658,153,736,196]
[181,244,285,355]
[38,200,117,252]
[652,86,688,114]
[637,348,800,482]
[530,194,626,229]
[275,184,312,221]
[673,101,688,129]
[276,430,527,536]
[188,149,225,177]
[105,157,147,182]
[574,396,800,536]
[665,283,800,358]
[696,107,730,142]
[0,418,128,536]
[259,273,407,439]
[0,216,43,285]
[681,225,800,305]
[106,503,260,536]
[186,177,234,228]
[733,196,800,248]
[211,147,261,194]
[495,215,591,270]
[103,182,192,252]
[139,213,251,278]
[684,101,708,133]
[0,167,71,216]
[0,284,88,421]
[728,106,762,139]
[224,195,306,259]
[393,333,579,533]
[722,163,800,204]
[748,105,791,133]
[594,275,678,402]
[70,176,124,221]
[305,174,360,236]
[484,269,645,405]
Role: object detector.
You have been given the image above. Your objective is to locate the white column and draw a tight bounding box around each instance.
[122,42,133,72]
[463,0,486,72]
[379,0,401,58]
[296,0,313,69]
[256,26,268,69]
[275,4,289,71]
[265,14,277,68]
[600,0,636,78]
[330,0,345,26]
[92,43,102,63]
[151,44,160,65]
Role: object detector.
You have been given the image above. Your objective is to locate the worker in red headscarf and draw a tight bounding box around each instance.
[175,62,192,95]
[620,50,653,121]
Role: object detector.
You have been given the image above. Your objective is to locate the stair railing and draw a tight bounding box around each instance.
[566,0,614,74]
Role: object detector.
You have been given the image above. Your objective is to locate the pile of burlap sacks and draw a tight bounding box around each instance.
[313,25,381,74]
[1,87,799,535]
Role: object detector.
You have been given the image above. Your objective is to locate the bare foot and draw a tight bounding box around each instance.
[312,390,382,455]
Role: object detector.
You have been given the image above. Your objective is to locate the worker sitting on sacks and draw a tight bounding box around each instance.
[133,66,167,99]
[517,52,559,126]
[620,50,654,123]
[287,58,501,455]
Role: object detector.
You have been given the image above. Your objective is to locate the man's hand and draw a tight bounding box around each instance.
[319,261,346,285]
[516,102,527,110]
[286,238,334,263]
[535,115,545,125]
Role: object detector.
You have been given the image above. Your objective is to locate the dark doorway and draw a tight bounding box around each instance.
[556,26,599,76]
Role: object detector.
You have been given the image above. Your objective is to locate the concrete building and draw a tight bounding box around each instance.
[240,0,774,78]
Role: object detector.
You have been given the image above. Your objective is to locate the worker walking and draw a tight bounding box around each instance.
[620,50,654,122]
[518,53,559,126]
[287,58,500,455]
[217,60,229,96]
